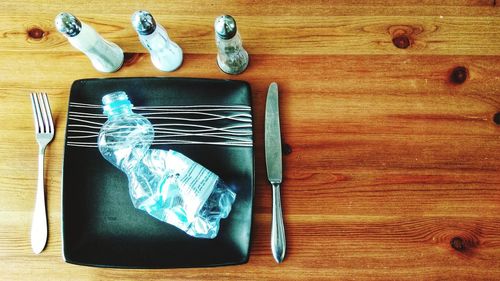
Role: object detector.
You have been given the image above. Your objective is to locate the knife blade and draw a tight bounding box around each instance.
[265,82,286,263]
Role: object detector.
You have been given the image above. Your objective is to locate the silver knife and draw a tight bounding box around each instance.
[265,82,286,263]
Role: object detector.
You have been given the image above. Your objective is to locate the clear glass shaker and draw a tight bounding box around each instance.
[131,11,183,72]
[214,15,249,75]
[55,12,124,73]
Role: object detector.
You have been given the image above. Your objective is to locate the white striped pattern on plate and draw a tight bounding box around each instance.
[66,102,253,148]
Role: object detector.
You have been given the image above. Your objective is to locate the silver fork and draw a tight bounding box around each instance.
[30,93,54,254]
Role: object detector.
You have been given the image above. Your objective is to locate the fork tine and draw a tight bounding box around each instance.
[35,93,46,133]
[41,93,54,133]
[37,93,50,134]
[30,93,39,133]
[31,93,43,133]
[37,93,49,133]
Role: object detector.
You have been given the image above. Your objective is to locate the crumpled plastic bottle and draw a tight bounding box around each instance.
[97,91,236,238]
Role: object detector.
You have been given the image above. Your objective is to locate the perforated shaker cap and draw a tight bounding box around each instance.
[131,10,157,35]
[55,12,82,37]
[214,15,237,40]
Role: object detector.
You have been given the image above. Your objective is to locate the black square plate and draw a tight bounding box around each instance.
[62,77,254,268]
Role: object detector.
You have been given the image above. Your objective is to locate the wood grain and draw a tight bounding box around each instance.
[0,1,499,280]
[1,0,498,17]
[1,14,498,55]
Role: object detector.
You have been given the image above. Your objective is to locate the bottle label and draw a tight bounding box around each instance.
[166,150,218,218]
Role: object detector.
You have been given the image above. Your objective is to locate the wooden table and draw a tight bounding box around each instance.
[1,1,499,280]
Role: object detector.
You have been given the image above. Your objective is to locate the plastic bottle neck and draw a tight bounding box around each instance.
[102,91,134,118]
[107,106,134,119]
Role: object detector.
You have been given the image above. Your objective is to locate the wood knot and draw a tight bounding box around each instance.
[450,237,466,251]
[27,27,46,40]
[282,143,292,155]
[392,35,410,49]
[450,236,479,253]
[449,66,468,84]
[493,112,500,125]
[123,52,143,66]
[388,25,423,49]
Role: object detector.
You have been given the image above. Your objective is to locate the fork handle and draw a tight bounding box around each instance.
[31,147,47,254]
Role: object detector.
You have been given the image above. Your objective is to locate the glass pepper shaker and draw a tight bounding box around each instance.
[214,15,249,75]
[55,12,124,73]
[132,10,183,72]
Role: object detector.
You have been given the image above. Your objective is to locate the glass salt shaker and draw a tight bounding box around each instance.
[55,12,124,73]
[214,15,249,75]
[132,10,183,72]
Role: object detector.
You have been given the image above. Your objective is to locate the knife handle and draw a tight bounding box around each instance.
[271,182,286,263]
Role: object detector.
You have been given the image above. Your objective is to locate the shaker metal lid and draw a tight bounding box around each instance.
[214,15,237,40]
[131,10,157,35]
[55,12,82,37]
